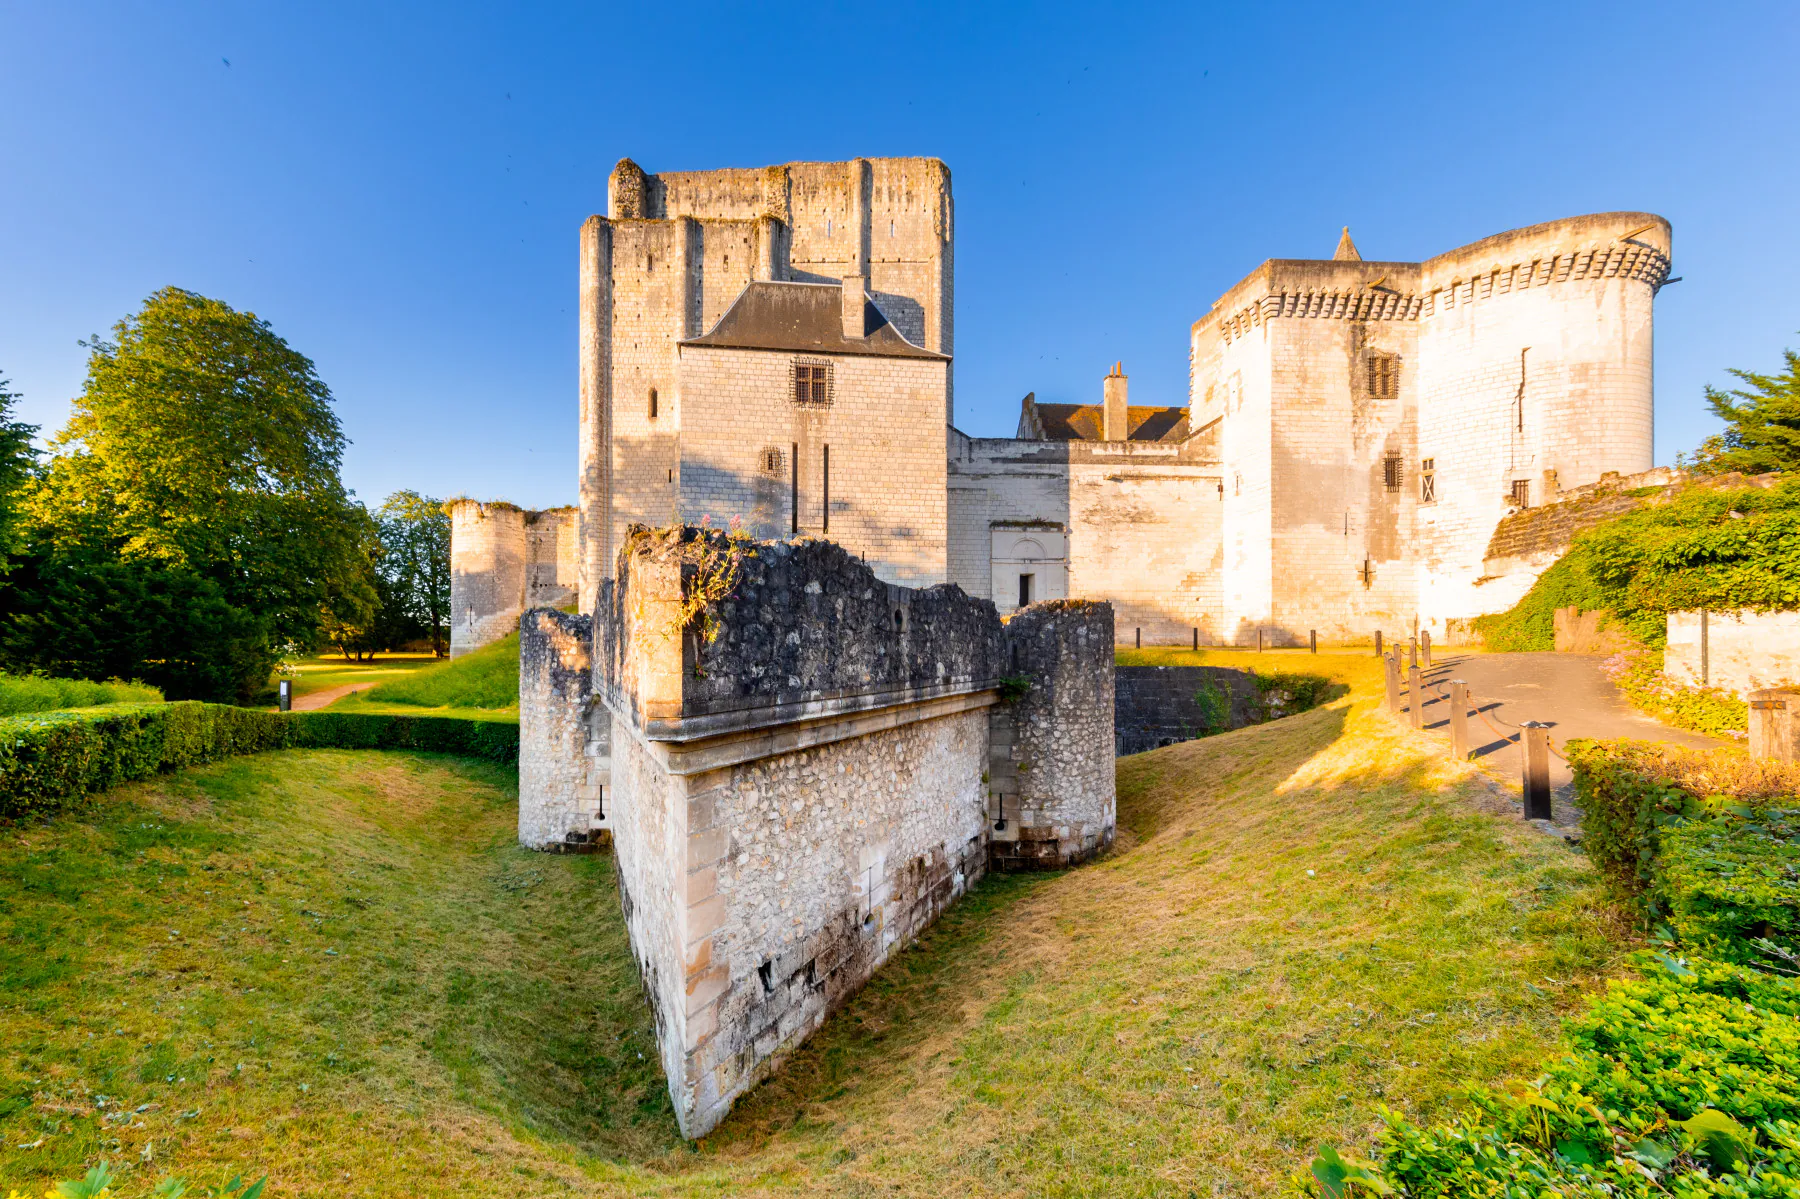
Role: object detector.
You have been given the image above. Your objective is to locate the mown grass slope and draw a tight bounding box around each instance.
[0,652,1625,1197]
[350,635,519,712]
[0,673,162,715]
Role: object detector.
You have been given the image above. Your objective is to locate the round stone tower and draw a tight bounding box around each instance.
[449,500,530,657]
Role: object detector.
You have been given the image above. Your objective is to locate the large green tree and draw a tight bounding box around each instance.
[21,287,373,698]
[374,490,452,655]
[1694,344,1800,475]
[0,374,40,571]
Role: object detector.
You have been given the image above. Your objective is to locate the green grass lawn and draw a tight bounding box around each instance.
[350,635,519,713]
[255,653,443,708]
[0,653,1625,1197]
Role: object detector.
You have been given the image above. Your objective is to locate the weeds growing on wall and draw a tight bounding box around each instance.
[1601,650,1749,739]
[629,519,757,661]
[1191,680,1230,731]
[1474,475,1800,652]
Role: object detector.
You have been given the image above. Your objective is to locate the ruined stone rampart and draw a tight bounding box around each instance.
[450,500,579,657]
[522,530,1114,1139]
[518,609,606,851]
[989,601,1116,868]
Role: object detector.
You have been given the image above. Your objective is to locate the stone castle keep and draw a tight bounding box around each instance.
[481,155,1674,1137]
[455,156,1671,650]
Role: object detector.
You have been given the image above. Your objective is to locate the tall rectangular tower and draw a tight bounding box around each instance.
[577,158,954,612]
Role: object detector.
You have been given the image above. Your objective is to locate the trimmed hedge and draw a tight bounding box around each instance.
[0,701,518,819]
[1661,812,1800,964]
[1566,738,1709,907]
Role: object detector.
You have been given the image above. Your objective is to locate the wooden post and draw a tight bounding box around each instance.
[1449,679,1470,760]
[1521,722,1552,821]
[1701,609,1710,686]
[1309,629,1317,654]
[1421,630,1432,667]
[1384,652,1401,713]
[1408,664,1423,728]
[1193,628,1198,652]
[1409,638,1418,671]
[1375,629,1383,658]
[1257,628,1263,653]
[1135,627,1141,649]
[1750,689,1800,762]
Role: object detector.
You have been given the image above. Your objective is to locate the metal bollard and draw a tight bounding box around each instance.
[1421,630,1432,667]
[1375,629,1384,658]
[1521,722,1553,821]
[1449,680,1470,760]
[1384,652,1401,713]
[1310,628,1317,654]
[1408,665,1423,729]
[278,678,293,712]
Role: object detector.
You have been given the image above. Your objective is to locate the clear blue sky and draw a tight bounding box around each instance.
[2,1,1795,510]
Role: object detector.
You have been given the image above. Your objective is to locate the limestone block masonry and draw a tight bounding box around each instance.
[518,609,608,851]
[518,530,1116,1139]
[1666,610,1800,699]
[450,500,579,657]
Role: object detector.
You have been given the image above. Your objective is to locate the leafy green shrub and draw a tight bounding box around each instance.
[1603,650,1749,739]
[0,702,517,819]
[0,671,161,715]
[1659,813,1800,964]
[1567,739,1800,912]
[362,633,519,708]
[1472,555,1613,652]
[1249,670,1337,721]
[1472,476,1800,656]
[1318,958,1800,1197]
[1567,738,1711,909]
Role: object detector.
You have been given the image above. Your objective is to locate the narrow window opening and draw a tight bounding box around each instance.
[648,388,658,419]
[757,961,774,994]
[889,220,895,237]
[821,445,830,532]
[1368,354,1398,399]
[645,253,653,272]
[1018,573,1034,608]
[1511,479,1531,508]
[1516,347,1529,431]
[894,609,905,633]
[827,218,833,238]
[790,442,799,534]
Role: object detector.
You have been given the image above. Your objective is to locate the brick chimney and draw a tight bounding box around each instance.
[842,275,868,340]
[1102,361,1128,441]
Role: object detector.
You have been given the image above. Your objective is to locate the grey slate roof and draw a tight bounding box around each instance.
[681,281,946,359]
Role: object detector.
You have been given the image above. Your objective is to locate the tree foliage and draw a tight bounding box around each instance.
[1694,345,1800,476]
[6,288,371,698]
[375,490,451,656]
[1475,477,1800,651]
[0,373,40,570]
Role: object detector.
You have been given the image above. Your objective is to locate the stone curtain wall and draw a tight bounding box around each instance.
[518,609,606,851]
[1666,611,1800,698]
[988,601,1117,869]
[549,532,1114,1137]
[1113,665,1268,755]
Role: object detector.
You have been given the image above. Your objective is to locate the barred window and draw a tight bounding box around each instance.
[792,359,832,406]
[1511,478,1531,508]
[1383,454,1404,491]
[760,447,785,476]
[1420,458,1437,504]
[1368,354,1398,399]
